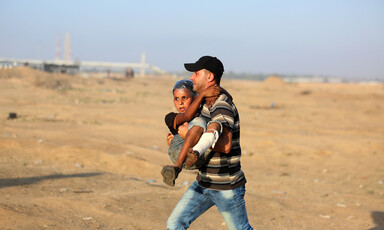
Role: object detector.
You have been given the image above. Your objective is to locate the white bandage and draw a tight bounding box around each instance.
[192,130,220,156]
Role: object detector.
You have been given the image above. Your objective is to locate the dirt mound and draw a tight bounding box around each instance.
[0,67,72,90]
[263,75,286,87]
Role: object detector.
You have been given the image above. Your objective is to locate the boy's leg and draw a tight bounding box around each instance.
[185,121,222,168]
[162,125,204,186]
[167,134,184,165]
[173,117,207,169]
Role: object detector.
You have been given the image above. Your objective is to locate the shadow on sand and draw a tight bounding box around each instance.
[370,211,384,230]
[0,172,104,188]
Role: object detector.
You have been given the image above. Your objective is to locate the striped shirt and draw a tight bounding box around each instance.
[196,91,246,190]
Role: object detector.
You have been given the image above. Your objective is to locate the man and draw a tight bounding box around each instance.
[166,56,253,230]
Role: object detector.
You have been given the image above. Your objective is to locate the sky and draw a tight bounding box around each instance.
[0,0,383,79]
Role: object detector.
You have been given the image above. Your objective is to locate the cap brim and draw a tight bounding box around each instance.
[184,63,203,72]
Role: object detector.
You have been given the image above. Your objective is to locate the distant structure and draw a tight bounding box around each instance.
[140,53,146,77]
[41,32,79,74]
[0,34,166,76]
[63,33,72,61]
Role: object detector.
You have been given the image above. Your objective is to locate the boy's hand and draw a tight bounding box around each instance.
[177,122,189,139]
[201,85,221,98]
[166,133,174,146]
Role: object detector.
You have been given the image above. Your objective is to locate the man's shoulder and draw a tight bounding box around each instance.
[211,93,234,109]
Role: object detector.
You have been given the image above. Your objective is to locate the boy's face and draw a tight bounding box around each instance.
[173,89,194,113]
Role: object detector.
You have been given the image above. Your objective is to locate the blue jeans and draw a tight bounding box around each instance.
[167,181,253,230]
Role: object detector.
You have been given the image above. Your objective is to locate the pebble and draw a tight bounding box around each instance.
[150,145,159,151]
[359,184,364,189]
[272,190,287,196]
[320,193,329,197]
[83,217,93,221]
[319,215,331,219]
[336,203,347,208]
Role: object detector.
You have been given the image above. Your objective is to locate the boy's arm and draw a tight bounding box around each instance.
[174,94,204,128]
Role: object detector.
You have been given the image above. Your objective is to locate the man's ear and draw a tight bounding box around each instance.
[207,72,215,83]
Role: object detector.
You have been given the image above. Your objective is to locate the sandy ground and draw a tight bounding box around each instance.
[0,67,383,230]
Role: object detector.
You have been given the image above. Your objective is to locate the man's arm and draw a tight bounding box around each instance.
[212,126,232,154]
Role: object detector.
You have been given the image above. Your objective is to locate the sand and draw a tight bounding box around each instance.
[0,67,383,230]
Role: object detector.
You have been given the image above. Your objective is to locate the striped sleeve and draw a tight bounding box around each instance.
[209,94,235,130]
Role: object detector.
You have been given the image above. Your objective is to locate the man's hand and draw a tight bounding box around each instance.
[185,148,199,168]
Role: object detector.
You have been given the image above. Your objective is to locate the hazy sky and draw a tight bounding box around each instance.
[0,0,383,79]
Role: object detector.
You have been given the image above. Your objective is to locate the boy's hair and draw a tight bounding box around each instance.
[172,79,196,97]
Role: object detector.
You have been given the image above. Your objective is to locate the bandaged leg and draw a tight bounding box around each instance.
[192,129,220,156]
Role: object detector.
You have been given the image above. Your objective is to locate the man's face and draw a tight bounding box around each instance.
[190,69,209,93]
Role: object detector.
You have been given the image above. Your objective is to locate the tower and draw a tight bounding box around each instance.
[140,53,146,78]
[63,33,72,61]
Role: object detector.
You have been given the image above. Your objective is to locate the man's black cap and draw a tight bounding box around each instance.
[184,56,224,77]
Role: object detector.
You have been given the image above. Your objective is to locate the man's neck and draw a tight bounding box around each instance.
[204,83,220,108]
[205,96,218,108]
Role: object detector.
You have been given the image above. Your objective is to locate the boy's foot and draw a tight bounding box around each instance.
[161,166,181,186]
[185,148,199,168]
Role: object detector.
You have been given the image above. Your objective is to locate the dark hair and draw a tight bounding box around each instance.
[212,72,222,85]
[172,79,196,96]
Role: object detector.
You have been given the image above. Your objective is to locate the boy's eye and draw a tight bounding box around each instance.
[174,97,179,101]
[182,96,188,100]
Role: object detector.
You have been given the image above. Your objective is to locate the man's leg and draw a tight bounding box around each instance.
[208,185,253,230]
[167,181,214,230]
